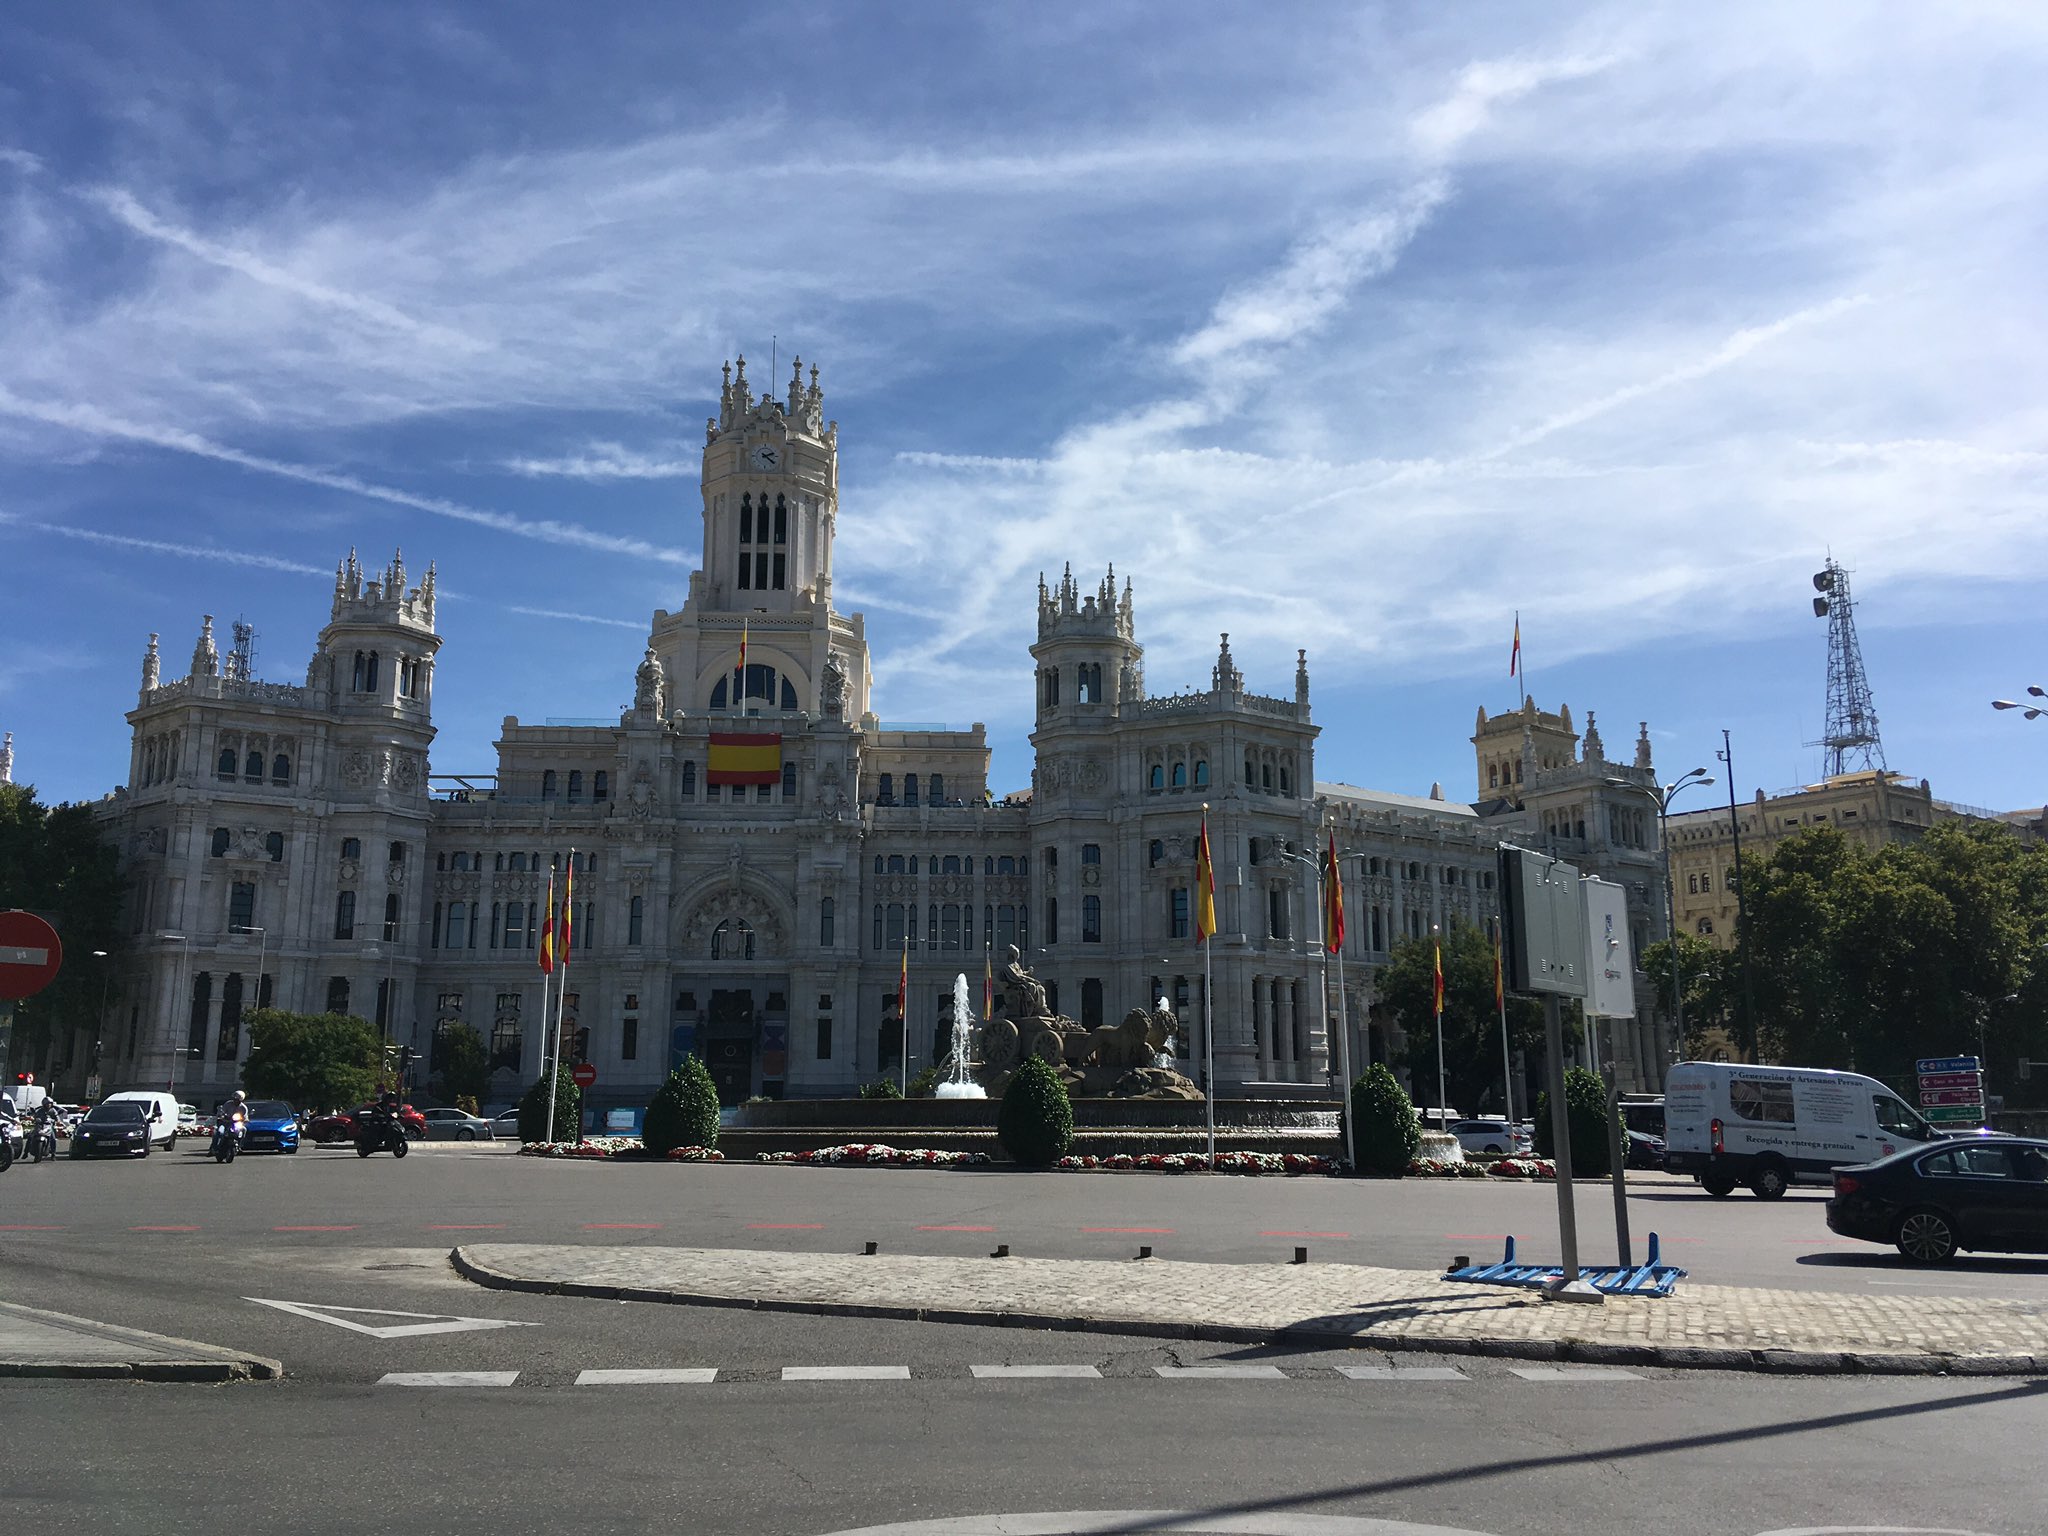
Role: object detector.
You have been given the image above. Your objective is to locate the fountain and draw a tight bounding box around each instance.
[934,973,986,1099]
[1153,994,1177,1070]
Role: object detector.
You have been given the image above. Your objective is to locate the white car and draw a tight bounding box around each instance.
[1450,1119,1521,1157]
[418,1106,496,1141]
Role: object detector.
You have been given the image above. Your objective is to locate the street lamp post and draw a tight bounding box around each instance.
[230,924,267,1019]
[1605,769,1714,1062]
[1275,842,1331,1081]
[1278,836,1359,1172]
[1991,685,2046,721]
[89,950,113,1099]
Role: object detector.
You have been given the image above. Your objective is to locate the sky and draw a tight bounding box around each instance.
[2,2,2044,817]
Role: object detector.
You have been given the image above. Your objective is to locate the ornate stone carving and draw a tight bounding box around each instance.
[342,750,372,789]
[627,764,656,819]
[338,857,361,885]
[392,750,422,790]
[682,888,783,954]
[820,653,848,719]
[635,648,667,714]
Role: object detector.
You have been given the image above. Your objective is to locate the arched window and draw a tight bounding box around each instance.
[878,773,894,805]
[774,494,788,545]
[1262,763,1274,792]
[928,773,944,805]
[542,770,558,799]
[782,760,798,798]
[384,893,400,941]
[1244,756,1256,788]
[681,761,697,797]
[567,770,583,801]
[325,976,350,1016]
[1193,760,1208,787]
[365,651,380,691]
[904,773,919,805]
[1082,894,1102,943]
[1489,764,1499,789]
[264,831,283,862]
[445,901,467,949]
[1149,765,1164,792]
[352,651,366,691]
[628,895,645,946]
[217,747,237,781]
[712,919,756,960]
[593,770,609,802]
[489,1016,522,1075]
[271,753,290,785]
[1697,917,1715,936]
[334,891,356,939]
[1171,762,1187,789]
[341,837,361,862]
[819,898,834,947]
[886,854,906,874]
[243,749,262,781]
[211,827,230,857]
[1046,896,1059,945]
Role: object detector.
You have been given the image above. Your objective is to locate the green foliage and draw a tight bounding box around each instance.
[241,1010,382,1110]
[997,1054,1073,1165]
[859,1078,904,1100]
[643,1055,720,1154]
[1346,1063,1421,1176]
[1380,923,1560,1116]
[1639,933,1730,1039]
[428,1020,491,1105]
[906,1064,941,1098]
[1532,1067,1615,1177]
[0,786,126,1074]
[518,1069,582,1143]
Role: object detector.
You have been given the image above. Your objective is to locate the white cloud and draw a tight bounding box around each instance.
[0,148,41,175]
[0,513,330,576]
[502,444,694,481]
[504,605,648,632]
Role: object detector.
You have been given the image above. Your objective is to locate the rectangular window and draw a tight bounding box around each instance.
[445,901,467,950]
[229,881,256,931]
[755,552,769,589]
[738,553,751,589]
[1082,894,1102,943]
[621,1017,639,1061]
[504,902,524,951]
[816,1016,832,1061]
[1081,843,1101,865]
[1269,887,1289,941]
[1170,888,1190,940]
[772,553,786,590]
[334,889,355,940]
[1045,897,1059,945]
[629,895,645,946]
[941,904,961,951]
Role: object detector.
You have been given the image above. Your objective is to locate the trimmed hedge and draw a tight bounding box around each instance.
[1533,1066,1616,1178]
[643,1055,721,1154]
[1346,1063,1422,1176]
[517,1070,582,1144]
[859,1078,904,1100]
[997,1054,1073,1166]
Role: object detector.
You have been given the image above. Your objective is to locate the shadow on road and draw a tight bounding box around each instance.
[1795,1250,2048,1276]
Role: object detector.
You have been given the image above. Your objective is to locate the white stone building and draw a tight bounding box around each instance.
[85,359,1672,1113]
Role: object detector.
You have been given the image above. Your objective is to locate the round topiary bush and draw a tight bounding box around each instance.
[997,1053,1073,1166]
[1346,1063,1421,1176]
[1532,1066,1615,1177]
[859,1078,904,1100]
[517,1070,582,1144]
[643,1055,721,1154]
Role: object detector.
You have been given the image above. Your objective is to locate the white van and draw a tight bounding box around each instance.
[1663,1061,1939,1199]
[100,1090,180,1150]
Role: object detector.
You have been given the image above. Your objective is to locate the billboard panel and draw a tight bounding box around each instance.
[1499,847,1587,999]
[1581,877,1635,1019]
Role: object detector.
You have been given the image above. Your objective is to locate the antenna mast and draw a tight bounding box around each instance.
[225,616,257,685]
[1809,558,1884,777]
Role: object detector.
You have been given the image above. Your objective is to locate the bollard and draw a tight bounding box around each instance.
[1137,1244,1153,1260]
[863,1240,878,1256]
[991,1243,1010,1258]
[1451,1254,1470,1271]
[1293,1246,1308,1265]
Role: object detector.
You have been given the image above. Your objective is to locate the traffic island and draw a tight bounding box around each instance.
[0,1300,283,1382]
[451,1241,2048,1377]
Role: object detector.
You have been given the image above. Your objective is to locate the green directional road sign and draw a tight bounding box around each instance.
[1922,1103,1987,1123]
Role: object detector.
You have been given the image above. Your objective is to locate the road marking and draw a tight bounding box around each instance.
[750,1222,825,1230]
[273,1225,358,1232]
[782,1366,912,1381]
[1445,1233,1507,1240]
[1261,1230,1348,1238]
[583,1222,662,1230]
[0,1225,64,1231]
[132,1225,201,1232]
[428,1224,507,1231]
[246,1297,540,1339]
[1082,1226,1175,1234]
[1152,1364,1288,1379]
[970,1364,1102,1379]
[1336,1366,1470,1381]
[918,1225,997,1232]
[576,1368,718,1385]
[379,1371,519,1387]
[1507,1367,1643,1381]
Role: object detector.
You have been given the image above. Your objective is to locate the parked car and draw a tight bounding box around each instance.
[1451,1119,1519,1157]
[98,1090,180,1150]
[419,1106,496,1141]
[67,1099,158,1157]
[304,1109,357,1144]
[1624,1129,1666,1170]
[487,1108,524,1141]
[1826,1137,2048,1263]
[239,1099,301,1154]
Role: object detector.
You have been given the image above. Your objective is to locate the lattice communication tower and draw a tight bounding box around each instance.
[1809,558,1885,777]
[224,616,257,685]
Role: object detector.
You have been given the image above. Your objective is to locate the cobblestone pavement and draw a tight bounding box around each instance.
[0,1300,282,1380]
[455,1242,2048,1374]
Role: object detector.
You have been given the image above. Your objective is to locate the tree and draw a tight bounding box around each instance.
[997,1054,1073,1165]
[241,1009,382,1110]
[1639,933,1729,1045]
[0,785,125,1078]
[518,1070,582,1144]
[1379,923,1556,1117]
[428,1020,491,1105]
[1346,1062,1421,1176]
[1533,1066,1615,1177]
[644,1055,720,1154]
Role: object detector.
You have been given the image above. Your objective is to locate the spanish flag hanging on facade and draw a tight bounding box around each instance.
[1323,830,1344,954]
[1433,938,1446,1017]
[1193,816,1217,944]
[735,618,748,702]
[538,869,556,974]
[707,732,784,785]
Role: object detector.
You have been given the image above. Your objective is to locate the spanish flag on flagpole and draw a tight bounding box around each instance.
[898,936,908,1020]
[1323,830,1344,954]
[736,618,748,705]
[1493,931,1505,1011]
[1193,816,1217,944]
[538,870,556,974]
[1510,612,1521,678]
[983,946,993,1021]
[1433,937,1446,1018]
[561,853,575,967]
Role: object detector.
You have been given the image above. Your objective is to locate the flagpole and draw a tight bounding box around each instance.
[1200,803,1215,1164]
[1333,914,1354,1174]
[546,849,574,1146]
[899,935,909,1098]
[1433,924,1448,1136]
[534,930,555,1144]
[1496,933,1515,1124]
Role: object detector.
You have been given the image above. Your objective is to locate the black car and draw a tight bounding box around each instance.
[1825,1136,2048,1263]
[68,1100,157,1158]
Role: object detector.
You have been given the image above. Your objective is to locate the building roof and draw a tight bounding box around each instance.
[1317,781,1480,820]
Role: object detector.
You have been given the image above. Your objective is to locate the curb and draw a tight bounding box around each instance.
[0,1301,284,1383]
[446,1248,2041,1379]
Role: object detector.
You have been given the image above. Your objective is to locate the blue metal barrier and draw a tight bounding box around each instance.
[1442,1233,1686,1298]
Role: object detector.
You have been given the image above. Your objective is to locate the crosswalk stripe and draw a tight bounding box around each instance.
[378,1371,519,1387]
[969,1364,1103,1379]
[1336,1366,1470,1380]
[575,1368,718,1385]
[782,1365,912,1381]
[1507,1366,1643,1381]
[1152,1364,1288,1379]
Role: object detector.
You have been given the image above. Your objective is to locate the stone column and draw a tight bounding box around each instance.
[1253,975,1273,1080]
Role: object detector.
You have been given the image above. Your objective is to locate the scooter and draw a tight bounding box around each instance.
[26,1114,59,1163]
[210,1113,245,1164]
[0,1115,19,1172]
[355,1113,410,1158]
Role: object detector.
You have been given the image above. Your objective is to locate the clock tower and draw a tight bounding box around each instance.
[649,357,872,719]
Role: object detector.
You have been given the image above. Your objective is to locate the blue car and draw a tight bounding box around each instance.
[238,1099,301,1154]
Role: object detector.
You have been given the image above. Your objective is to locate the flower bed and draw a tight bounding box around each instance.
[754,1142,990,1168]
[1054,1150,1335,1176]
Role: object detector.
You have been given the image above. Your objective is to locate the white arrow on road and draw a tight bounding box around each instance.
[245,1297,539,1339]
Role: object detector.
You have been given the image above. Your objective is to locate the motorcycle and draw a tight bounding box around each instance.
[355,1111,410,1158]
[0,1115,19,1172]
[27,1113,59,1163]
[209,1113,246,1164]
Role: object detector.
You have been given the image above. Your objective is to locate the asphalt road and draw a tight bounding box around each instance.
[4,1144,2047,1535]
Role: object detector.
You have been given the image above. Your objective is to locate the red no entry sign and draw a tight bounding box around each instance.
[0,911,63,1001]
[570,1061,597,1089]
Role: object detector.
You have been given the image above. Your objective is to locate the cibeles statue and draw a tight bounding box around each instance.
[974,952,1200,1100]
[634,648,668,715]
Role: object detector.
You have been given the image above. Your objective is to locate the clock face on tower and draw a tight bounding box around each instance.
[749,444,780,472]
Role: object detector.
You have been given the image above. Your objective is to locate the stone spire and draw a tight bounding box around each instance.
[190,615,218,678]
[142,633,161,692]
[1582,710,1604,763]
[0,731,11,785]
[1295,648,1310,707]
[1211,633,1242,695]
[1635,721,1654,771]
